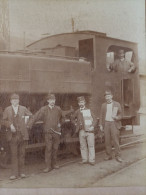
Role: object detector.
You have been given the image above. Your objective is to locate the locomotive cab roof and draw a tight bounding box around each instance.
[27,30,137,49]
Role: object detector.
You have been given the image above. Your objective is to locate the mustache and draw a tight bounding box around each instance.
[106,100,112,103]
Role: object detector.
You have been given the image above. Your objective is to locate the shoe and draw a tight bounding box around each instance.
[116,157,123,163]
[78,161,88,164]
[89,162,95,166]
[52,165,59,169]
[9,175,17,180]
[43,168,52,173]
[20,173,26,178]
[104,156,112,161]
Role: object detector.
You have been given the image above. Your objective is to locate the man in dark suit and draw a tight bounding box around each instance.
[73,96,97,165]
[2,93,32,180]
[99,90,123,162]
[28,93,73,173]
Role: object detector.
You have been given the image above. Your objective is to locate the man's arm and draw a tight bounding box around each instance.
[2,108,12,128]
[99,104,104,126]
[112,102,122,121]
[61,106,74,117]
[27,107,44,129]
[2,108,16,133]
[99,104,104,131]
[116,103,122,120]
[24,107,33,117]
[91,111,97,128]
[72,109,78,120]
[128,61,136,73]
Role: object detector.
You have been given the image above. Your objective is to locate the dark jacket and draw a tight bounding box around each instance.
[2,105,32,141]
[73,107,97,133]
[99,101,122,130]
[111,59,136,73]
[28,105,63,133]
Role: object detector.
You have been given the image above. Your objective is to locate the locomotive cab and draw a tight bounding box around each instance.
[105,45,140,131]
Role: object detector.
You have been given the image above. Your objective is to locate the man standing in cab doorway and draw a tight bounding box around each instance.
[2,93,32,180]
[28,93,73,173]
[108,49,136,73]
[99,90,123,163]
[107,49,136,108]
[73,96,97,165]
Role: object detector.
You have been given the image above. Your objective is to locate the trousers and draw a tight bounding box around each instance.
[9,132,27,176]
[79,130,95,163]
[44,132,60,168]
[104,121,120,157]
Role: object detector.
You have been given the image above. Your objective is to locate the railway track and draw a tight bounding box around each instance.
[1,135,145,186]
[59,136,146,168]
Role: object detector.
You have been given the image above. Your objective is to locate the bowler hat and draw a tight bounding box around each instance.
[10,93,19,100]
[77,96,85,102]
[47,93,56,100]
[104,90,112,96]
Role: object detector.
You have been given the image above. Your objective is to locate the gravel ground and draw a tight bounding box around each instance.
[0,140,146,188]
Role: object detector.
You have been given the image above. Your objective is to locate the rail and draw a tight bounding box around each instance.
[25,131,145,153]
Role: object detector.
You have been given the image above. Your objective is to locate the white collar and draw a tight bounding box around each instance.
[106,101,113,104]
[80,106,85,111]
[12,105,19,109]
[12,105,19,114]
[120,58,125,61]
[48,105,54,109]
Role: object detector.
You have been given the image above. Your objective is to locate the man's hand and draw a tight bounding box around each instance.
[88,126,94,131]
[128,68,132,73]
[128,67,135,73]
[112,116,118,120]
[99,125,104,132]
[10,124,16,133]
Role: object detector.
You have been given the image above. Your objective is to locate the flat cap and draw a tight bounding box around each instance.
[77,96,85,102]
[47,93,56,100]
[104,90,112,96]
[10,93,19,100]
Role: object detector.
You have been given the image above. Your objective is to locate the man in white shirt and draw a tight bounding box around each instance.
[99,91,123,162]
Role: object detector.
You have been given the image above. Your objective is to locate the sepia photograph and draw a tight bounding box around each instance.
[0,0,146,194]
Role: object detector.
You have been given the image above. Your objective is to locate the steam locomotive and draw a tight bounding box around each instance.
[0,31,140,165]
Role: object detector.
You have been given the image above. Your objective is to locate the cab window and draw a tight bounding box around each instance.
[106,46,135,71]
